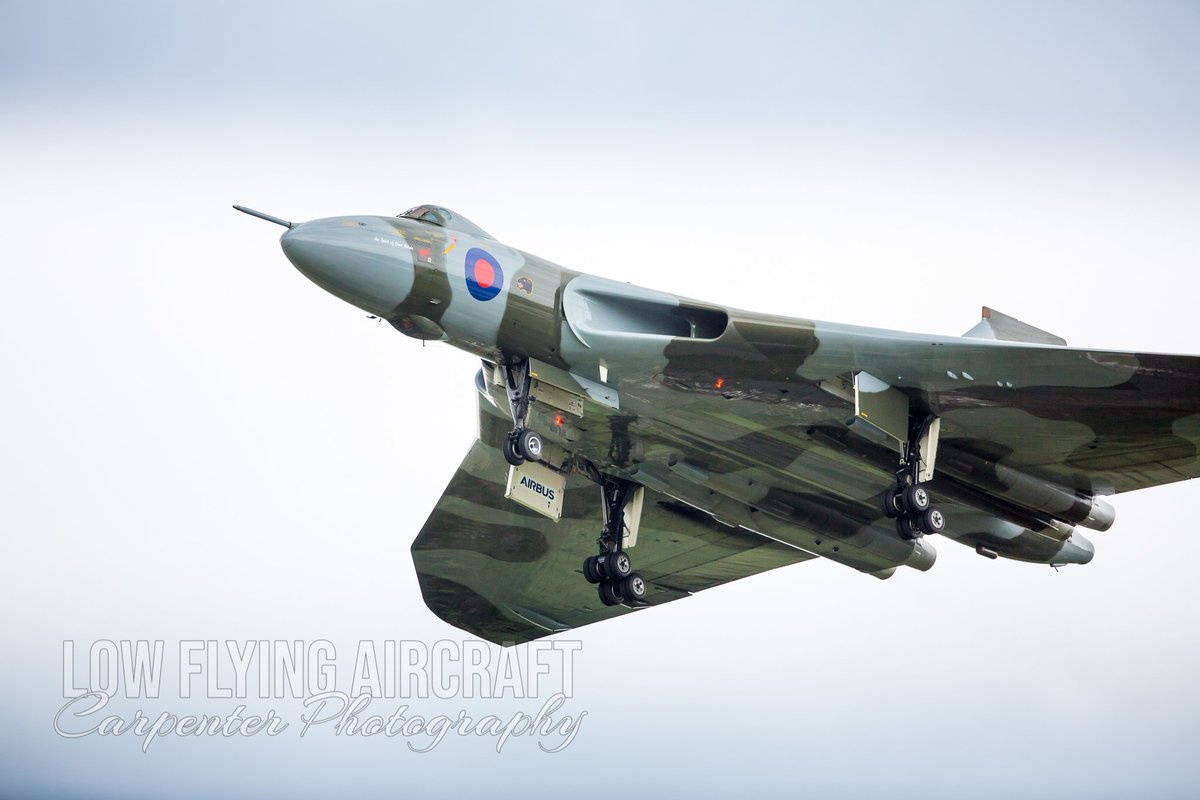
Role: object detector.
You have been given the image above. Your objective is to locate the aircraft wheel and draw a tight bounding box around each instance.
[621,573,647,602]
[903,484,931,513]
[598,581,624,606]
[896,516,923,541]
[516,429,543,461]
[882,488,905,518]
[919,506,946,534]
[583,556,603,584]
[502,433,525,467]
[605,551,633,580]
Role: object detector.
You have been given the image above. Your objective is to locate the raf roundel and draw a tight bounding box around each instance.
[464,247,504,301]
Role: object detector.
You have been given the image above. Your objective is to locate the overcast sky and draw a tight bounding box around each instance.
[3,2,1200,798]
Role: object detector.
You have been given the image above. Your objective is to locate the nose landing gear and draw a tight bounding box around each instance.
[500,359,543,466]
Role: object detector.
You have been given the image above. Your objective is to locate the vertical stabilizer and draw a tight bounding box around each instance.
[962,307,1066,346]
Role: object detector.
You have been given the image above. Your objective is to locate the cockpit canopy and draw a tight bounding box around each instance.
[398,205,493,240]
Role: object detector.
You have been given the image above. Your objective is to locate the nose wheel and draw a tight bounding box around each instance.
[503,428,544,466]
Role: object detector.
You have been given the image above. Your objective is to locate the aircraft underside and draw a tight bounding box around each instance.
[407,353,1106,643]
[238,204,1200,645]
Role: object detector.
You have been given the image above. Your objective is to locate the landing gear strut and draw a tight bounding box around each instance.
[882,415,946,539]
[500,359,544,466]
[583,478,647,606]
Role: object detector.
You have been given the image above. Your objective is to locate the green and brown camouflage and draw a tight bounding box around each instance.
[257,204,1200,644]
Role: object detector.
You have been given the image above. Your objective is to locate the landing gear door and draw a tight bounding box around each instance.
[505,461,567,521]
[850,371,909,453]
[918,417,941,483]
[623,486,645,548]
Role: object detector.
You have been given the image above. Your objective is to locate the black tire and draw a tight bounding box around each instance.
[882,488,904,519]
[583,556,603,584]
[517,429,543,461]
[605,551,633,579]
[502,433,525,467]
[593,546,609,579]
[919,506,946,534]
[903,484,931,513]
[620,573,647,601]
[598,581,623,606]
[896,515,923,541]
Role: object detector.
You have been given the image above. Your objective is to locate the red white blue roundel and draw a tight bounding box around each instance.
[464,247,503,301]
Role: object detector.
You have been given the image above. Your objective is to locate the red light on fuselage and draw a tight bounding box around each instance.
[714,378,725,389]
[554,413,564,426]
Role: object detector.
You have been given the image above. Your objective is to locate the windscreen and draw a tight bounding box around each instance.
[399,205,493,239]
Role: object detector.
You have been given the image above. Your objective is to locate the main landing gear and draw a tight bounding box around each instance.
[583,478,647,606]
[500,359,544,466]
[881,415,946,540]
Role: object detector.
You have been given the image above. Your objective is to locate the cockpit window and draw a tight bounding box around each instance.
[398,205,493,240]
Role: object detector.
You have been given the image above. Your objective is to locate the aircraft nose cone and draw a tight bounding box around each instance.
[281,220,414,317]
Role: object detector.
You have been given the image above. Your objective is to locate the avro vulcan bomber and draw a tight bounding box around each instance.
[237,204,1200,644]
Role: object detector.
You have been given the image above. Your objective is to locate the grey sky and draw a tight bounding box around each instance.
[4,1,1200,152]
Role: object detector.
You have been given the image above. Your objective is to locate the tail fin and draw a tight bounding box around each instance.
[962,306,1066,346]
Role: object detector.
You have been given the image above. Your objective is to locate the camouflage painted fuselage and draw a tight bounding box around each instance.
[274,208,1200,643]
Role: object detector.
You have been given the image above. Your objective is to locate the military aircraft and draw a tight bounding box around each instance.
[237,203,1200,645]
